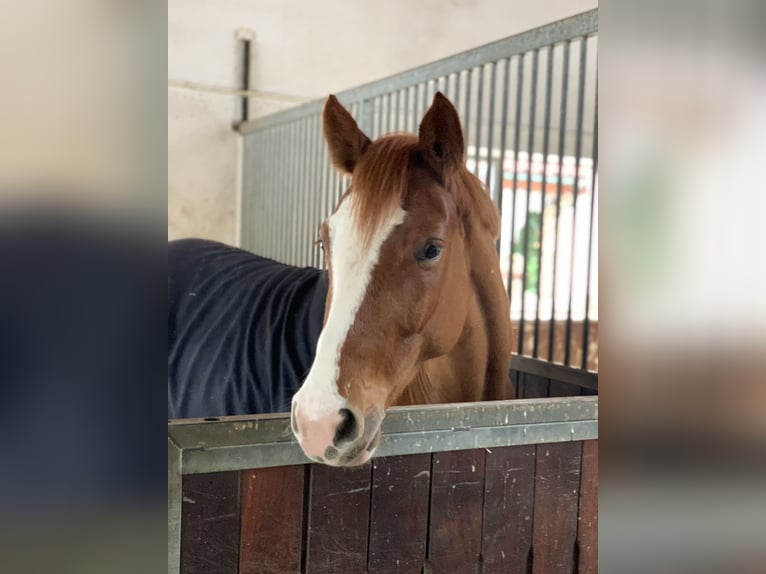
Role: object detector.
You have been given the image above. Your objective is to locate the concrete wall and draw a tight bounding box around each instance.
[168,0,597,245]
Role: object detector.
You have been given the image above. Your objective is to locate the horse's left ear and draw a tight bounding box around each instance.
[323,95,372,174]
[418,92,465,177]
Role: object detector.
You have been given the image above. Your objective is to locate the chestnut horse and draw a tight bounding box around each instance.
[291,93,512,466]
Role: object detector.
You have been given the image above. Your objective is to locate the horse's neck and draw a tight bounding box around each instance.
[400,233,513,405]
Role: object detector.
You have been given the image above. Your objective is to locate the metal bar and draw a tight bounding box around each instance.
[167,437,182,574]
[169,397,597,442]
[564,38,588,366]
[272,126,282,260]
[237,10,597,134]
[361,97,374,136]
[240,38,250,124]
[494,57,511,254]
[472,65,484,177]
[286,122,297,264]
[484,62,497,197]
[391,90,399,132]
[386,92,393,133]
[548,40,571,362]
[534,46,555,358]
[406,86,414,132]
[581,60,598,369]
[169,396,598,471]
[180,419,596,474]
[241,136,252,251]
[510,354,597,390]
[463,68,473,157]
[506,53,525,310]
[311,115,322,268]
[518,49,539,355]
[301,118,311,265]
[404,86,412,132]
[454,70,461,111]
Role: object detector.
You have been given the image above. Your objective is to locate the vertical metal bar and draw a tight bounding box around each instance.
[299,118,309,266]
[484,62,497,197]
[283,123,294,264]
[270,126,280,260]
[292,121,301,265]
[386,92,393,133]
[565,37,588,366]
[518,49,539,356]
[472,65,484,177]
[581,80,597,370]
[315,114,324,268]
[533,45,555,359]
[548,40,571,363]
[392,90,400,131]
[438,75,447,95]
[272,127,279,259]
[240,38,250,124]
[292,120,301,265]
[361,97,374,136]
[419,82,427,121]
[269,129,277,257]
[264,129,272,258]
[494,57,511,254]
[307,116,316,267]
[284,122,293,264]
[506,53,526,319]
[252,136,260,253]
[454,70,461,112]
[463,68,473,161]
[405,86,412,132]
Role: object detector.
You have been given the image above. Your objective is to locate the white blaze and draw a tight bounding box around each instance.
[293,195,406,419]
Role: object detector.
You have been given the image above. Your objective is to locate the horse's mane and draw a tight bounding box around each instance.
[349,133,501,246]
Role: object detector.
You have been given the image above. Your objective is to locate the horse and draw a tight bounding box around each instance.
[167,93,512,467]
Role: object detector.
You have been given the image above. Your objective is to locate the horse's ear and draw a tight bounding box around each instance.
[323,95,371,174]
[418,92,465,177]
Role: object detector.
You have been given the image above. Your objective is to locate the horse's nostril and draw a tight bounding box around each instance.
[334,408,358,446]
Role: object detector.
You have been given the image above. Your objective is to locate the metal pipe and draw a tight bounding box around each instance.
[533,46,555,359]
[548,40,571,363]
[518,49,539,356]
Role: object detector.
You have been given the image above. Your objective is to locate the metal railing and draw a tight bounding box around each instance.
[239,9,598,370]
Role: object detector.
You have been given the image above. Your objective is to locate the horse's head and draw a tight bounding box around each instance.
[291,93,503,466]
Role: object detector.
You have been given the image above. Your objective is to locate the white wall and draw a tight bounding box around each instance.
[168,0,597,244]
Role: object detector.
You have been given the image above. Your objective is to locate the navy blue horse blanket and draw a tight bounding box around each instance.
[168,239,327,419]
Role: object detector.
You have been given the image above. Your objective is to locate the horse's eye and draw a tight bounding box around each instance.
[417,242,442,262]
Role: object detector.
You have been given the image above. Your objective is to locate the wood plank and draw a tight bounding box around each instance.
[180,472,240,574]
[305,463,372,574]
[239,465,305,574]
[577,440,598,574]
[481,445,536,574]
[427,449,486,574]
[368,454,431,573]
[531,441,582,574]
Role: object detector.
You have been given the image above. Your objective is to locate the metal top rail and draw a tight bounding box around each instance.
[168,396,597,474]
[237,9,597,134]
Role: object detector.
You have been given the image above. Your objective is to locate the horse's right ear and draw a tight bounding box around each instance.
[323,95,371,175]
